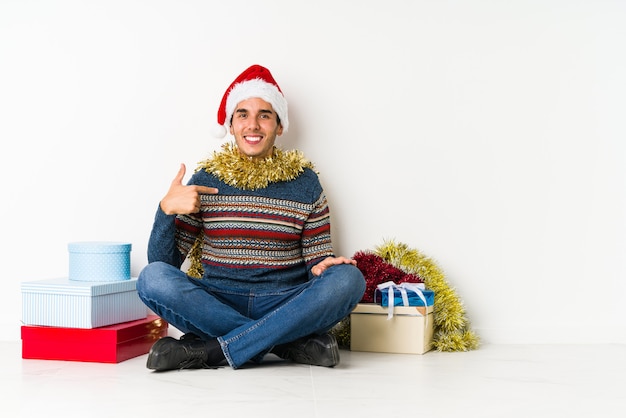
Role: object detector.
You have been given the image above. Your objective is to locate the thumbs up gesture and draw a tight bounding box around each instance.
[160,164,219,215]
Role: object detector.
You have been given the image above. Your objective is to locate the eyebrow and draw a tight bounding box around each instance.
[235,108,275,115]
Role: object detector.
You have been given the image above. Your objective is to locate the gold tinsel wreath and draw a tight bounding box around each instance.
[332,239,479,352]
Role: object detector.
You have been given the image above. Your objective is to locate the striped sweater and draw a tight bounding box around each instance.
[147,167,335,290]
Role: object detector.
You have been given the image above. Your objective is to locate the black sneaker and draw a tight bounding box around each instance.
[274,333,340,367]
[146,335,224,371]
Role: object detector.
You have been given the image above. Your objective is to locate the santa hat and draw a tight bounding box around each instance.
[212,64,289,138]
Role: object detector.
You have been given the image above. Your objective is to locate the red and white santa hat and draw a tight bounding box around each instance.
[212,64,289,138]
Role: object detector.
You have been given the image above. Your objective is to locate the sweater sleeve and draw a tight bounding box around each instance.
[302,191,335,267]
[146,205,185,267]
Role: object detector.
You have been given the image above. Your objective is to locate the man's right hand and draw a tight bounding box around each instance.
[159,164,219,215]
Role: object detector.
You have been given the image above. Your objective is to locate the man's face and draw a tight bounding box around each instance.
[229,97,283,159]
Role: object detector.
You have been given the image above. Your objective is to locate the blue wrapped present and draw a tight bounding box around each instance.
[374,282,434,308]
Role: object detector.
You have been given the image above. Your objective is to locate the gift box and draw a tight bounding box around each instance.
[350,303,434,354]
[21,277,147,328]
[68,241,132,282]
[21,315,168,363]
[374,287,435,307]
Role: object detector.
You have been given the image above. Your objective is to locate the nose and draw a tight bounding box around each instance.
[245,116,260,130]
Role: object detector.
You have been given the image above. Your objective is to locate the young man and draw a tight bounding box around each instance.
[137,64,365,371]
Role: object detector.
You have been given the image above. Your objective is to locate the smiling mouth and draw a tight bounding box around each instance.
[244,135,262,143]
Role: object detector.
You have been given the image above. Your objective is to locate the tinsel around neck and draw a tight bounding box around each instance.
[196,142,315,190]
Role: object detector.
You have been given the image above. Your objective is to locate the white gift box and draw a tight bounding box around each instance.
[68,241,131,282]
[21,277,147,328]
[350,303,434,354]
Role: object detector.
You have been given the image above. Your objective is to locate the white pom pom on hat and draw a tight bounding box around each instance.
[212,64,289,138]
[210,123,227,139]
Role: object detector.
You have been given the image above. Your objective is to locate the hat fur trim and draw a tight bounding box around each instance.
[224,78,289,133]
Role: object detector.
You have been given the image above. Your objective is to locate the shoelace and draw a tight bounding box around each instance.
[178,346,212,370]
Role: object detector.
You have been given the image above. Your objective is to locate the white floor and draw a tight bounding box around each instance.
[5,338,626,418]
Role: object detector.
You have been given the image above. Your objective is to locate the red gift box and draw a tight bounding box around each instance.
[21,315,168,363]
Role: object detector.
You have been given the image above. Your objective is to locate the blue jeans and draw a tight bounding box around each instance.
[136,261,365,369]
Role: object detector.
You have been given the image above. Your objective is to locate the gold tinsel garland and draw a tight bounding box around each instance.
[186,142,315,278]
[332,239,479,352]
[376,239,479,351]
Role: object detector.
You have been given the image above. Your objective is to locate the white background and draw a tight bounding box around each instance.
[1,0,624,344]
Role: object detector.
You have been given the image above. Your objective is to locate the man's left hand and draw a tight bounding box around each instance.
[311,256,357,276]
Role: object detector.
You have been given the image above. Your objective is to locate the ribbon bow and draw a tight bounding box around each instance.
[376,281,427,320]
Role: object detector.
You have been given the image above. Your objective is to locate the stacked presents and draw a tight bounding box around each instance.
[350,281,435,354]
[20,242,168,363]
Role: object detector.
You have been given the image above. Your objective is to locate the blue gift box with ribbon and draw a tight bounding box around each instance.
[375,287,434,307]
[374,282,434,318]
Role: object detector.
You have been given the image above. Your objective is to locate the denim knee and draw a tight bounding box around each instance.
[136,261,174,300]
[322,263,366,304]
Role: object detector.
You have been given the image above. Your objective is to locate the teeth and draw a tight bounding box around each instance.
[245,136,261,143]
